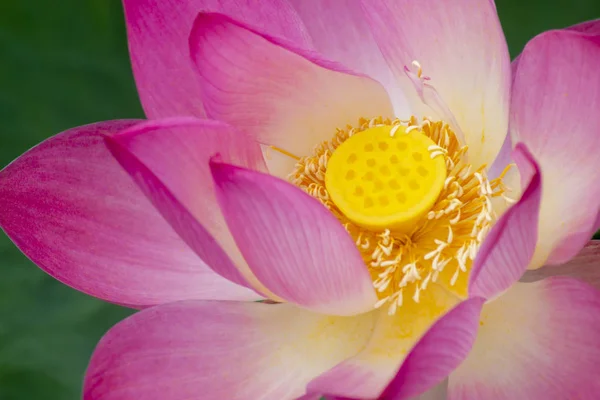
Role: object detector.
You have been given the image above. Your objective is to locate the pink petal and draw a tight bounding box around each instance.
[521,240,600,291]
[566,18,600,35]
[510,28,600,268]
[189,12,394,176]
[123,0,311,119]
[381,299,484,400]
[306,286,465,399]
[468,144,542,299]
[84,301,377,400]
[510,19,600,85]
[211,162,378,316]
[448,278,600,399]
[0,121,258,307]
[360,0,511,169]
[287,0,409,114]
[106,117,270,296]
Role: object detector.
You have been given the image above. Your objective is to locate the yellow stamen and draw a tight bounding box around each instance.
[288,116,509,314]
[324,125,447,232]
[497,163,515,180]
[269,145,301,161]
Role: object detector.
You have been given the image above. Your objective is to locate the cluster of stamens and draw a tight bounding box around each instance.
[287,116,513,315]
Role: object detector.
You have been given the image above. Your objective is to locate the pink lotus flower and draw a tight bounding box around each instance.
[1,0,600,399]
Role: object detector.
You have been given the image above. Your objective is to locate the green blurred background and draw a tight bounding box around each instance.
[0,1,598,399]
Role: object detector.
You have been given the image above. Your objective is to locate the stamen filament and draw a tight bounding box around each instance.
[269,145,301,160]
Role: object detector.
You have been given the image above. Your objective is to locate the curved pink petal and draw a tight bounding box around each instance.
[189,12,394,176]
[123,0,311,118]
[567,18,600,35]
[84,301,377,400]
[510,19,600,85]
[448,278,600,399]
[360,0,511,169]
[211,162,378,316]
[287,0,409,114]
[521,240,600,291]
[380,298,484,400]
[106,117,271,296]
[306,286,461,399]
[510,28,600,268]
[0,121,258,307]
[468,144,542,299]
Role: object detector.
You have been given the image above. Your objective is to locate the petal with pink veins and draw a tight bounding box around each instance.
[189,12,394,178]
[521,240,600,291]
[122,0,311,119]
[468,144,542,300]
[510,29,600,268]
[380,298,484,400]
[306,285,464,398]
[448,278,600,399]
[0,121,258,307]
[211,162,378,316]
[83,301,377,400]
[106,117,272,297]
[287,0,409,114]
[360,0,511,169]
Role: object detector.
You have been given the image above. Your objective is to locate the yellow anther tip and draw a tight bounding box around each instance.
[325,125,447,232]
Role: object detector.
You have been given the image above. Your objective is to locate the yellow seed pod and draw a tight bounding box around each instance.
[325,125,447,232]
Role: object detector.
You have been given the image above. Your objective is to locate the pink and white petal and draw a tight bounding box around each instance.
[211,162,378,316]
[521,241,600,291]
[468,144,542,300]
[84,301,377,400]
[0,121,258,307]
[360,0,511,169]
[510,19,600,85]
[106,117,272,297]
[510,29,600,269]
[508,20,600,194]
[123,0,311,119]
[448,278,600,399]
[189,12,394,176]
[287,0,409,114]
[306,285,462,399]
[380,298,484,400]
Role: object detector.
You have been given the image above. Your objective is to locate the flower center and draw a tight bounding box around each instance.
[285,117,513,314]
[324,125,447,233]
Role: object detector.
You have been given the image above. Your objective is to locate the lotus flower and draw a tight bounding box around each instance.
[1,1,600,399]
